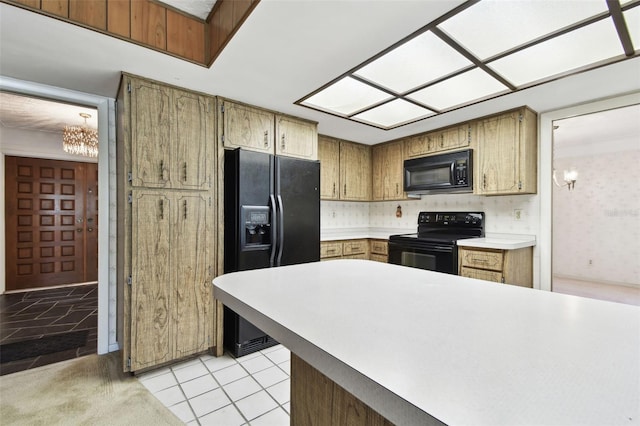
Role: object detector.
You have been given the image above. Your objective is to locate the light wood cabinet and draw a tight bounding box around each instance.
[219,98,317,160]
[372,141,405,200]
[404,124,471,159]
[275,115,318,160]
[320,241,343,260]
[340,141,371,200]
[128,78,211,190]
[475,107,537,195]
[129,190,214,370]
[320,239,369,260]
[370,239,388,263]
[459,246,533,288]
[319,136,371,201]
[118,74,222,373]
[318,136,340,200]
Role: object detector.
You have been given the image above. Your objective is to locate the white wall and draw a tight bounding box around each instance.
[0,127,98,164]
[552,145,640,286]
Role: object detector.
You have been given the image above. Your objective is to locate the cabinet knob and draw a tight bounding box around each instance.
[264,131,269,147]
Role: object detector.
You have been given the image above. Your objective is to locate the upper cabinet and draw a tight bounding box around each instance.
[219,99,318,160]
[475,107,537,195]
[318,135,371,201]
[372,140,405,201]
[318,136,341,200]
[127,76,213,190]
[275,115,318,160]
[404,124,471,159]
[340,141,372,200]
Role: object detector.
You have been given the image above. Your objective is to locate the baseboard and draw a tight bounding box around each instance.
[553,274,640,290]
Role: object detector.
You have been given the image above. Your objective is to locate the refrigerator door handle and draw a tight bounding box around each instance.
[269,194,277,267]
[276,194,284,266]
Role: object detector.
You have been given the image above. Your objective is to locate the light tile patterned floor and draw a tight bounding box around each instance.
[138,345,291,425]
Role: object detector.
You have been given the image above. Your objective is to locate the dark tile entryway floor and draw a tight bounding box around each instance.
[0,283,97,376]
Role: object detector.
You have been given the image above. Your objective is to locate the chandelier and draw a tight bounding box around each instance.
[63,112,98,157]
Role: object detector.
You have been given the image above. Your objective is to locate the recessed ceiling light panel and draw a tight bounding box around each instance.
[488,19,623,87]
[354,31,473,93]
[407,68,509,110]
[624,6,640,50]
[352,99,435,128]
[301,77,393,116]
[437,0,608,60]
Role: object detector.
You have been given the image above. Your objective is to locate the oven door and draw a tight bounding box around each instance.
[388,239,458,275]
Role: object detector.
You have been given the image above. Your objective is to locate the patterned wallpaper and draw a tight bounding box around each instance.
[322,193,539,235]
[552,149,640,286]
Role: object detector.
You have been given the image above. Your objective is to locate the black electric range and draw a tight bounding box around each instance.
[388,211,484,274]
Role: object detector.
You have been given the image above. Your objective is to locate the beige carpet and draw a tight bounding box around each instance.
[0,352,182,425]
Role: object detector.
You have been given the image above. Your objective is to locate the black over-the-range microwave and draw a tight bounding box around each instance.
[404,149,473,194]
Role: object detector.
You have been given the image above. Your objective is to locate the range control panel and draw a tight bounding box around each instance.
[417,211,484,227]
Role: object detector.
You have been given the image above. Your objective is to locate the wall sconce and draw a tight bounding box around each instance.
[553,168,578,190]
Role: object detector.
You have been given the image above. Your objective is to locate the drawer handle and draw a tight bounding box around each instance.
[264,130,269,147]
[327,249,336,253]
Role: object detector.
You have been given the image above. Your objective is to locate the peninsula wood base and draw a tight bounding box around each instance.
[290,354,394,426]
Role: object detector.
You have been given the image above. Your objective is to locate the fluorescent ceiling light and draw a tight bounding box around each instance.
[438,0,608,60]
[353,99,435,128]
[354,31,473,93]
[296,1,638,130]
[408,68,509,110]
[625,6,640,48]
[489,19,623,87]
[301,77,392,115]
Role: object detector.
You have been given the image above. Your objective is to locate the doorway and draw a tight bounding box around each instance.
[550,104,640,305]
[0,87,110,374]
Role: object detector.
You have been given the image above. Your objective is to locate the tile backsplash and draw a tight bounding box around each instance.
[322,193,539,235]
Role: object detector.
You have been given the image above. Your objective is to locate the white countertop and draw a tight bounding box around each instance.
[320,227,414,241]
[213,260,639,426]
[457,234,536,249]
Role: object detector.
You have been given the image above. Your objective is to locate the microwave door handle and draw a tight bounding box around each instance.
[269,194,277,267]
[450,161,456,184]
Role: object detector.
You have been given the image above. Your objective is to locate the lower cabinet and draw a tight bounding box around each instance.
[127,190,217,371]
[320,239,370,260]
[370,239,388,263]
[458,246,533,288]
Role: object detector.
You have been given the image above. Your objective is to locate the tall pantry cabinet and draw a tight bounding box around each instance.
[117,74,223,373]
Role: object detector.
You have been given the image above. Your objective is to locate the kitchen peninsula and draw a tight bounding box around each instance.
[213,260,639,425]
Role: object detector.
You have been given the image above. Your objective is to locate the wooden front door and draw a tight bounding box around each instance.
[5,156,98,291]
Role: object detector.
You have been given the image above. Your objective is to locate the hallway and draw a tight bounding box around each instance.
[0,283,97,375]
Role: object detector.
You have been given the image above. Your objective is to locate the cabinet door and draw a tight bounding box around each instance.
[372,141,404,200]
[384,141,404,199]
[174,90,212,190]
[371,144,384,201]
[476,111,521,194]
[221,100,274,153]
[130,191,172,371]
[173,193,214,359]
[339,141,371,200]
[404,133,437,158]
[275,115,318,160]
[130,79,172,187]
[318,136,340,200]
[439,125,470,151]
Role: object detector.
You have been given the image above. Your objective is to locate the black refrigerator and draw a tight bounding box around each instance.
[223,148,320,357]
